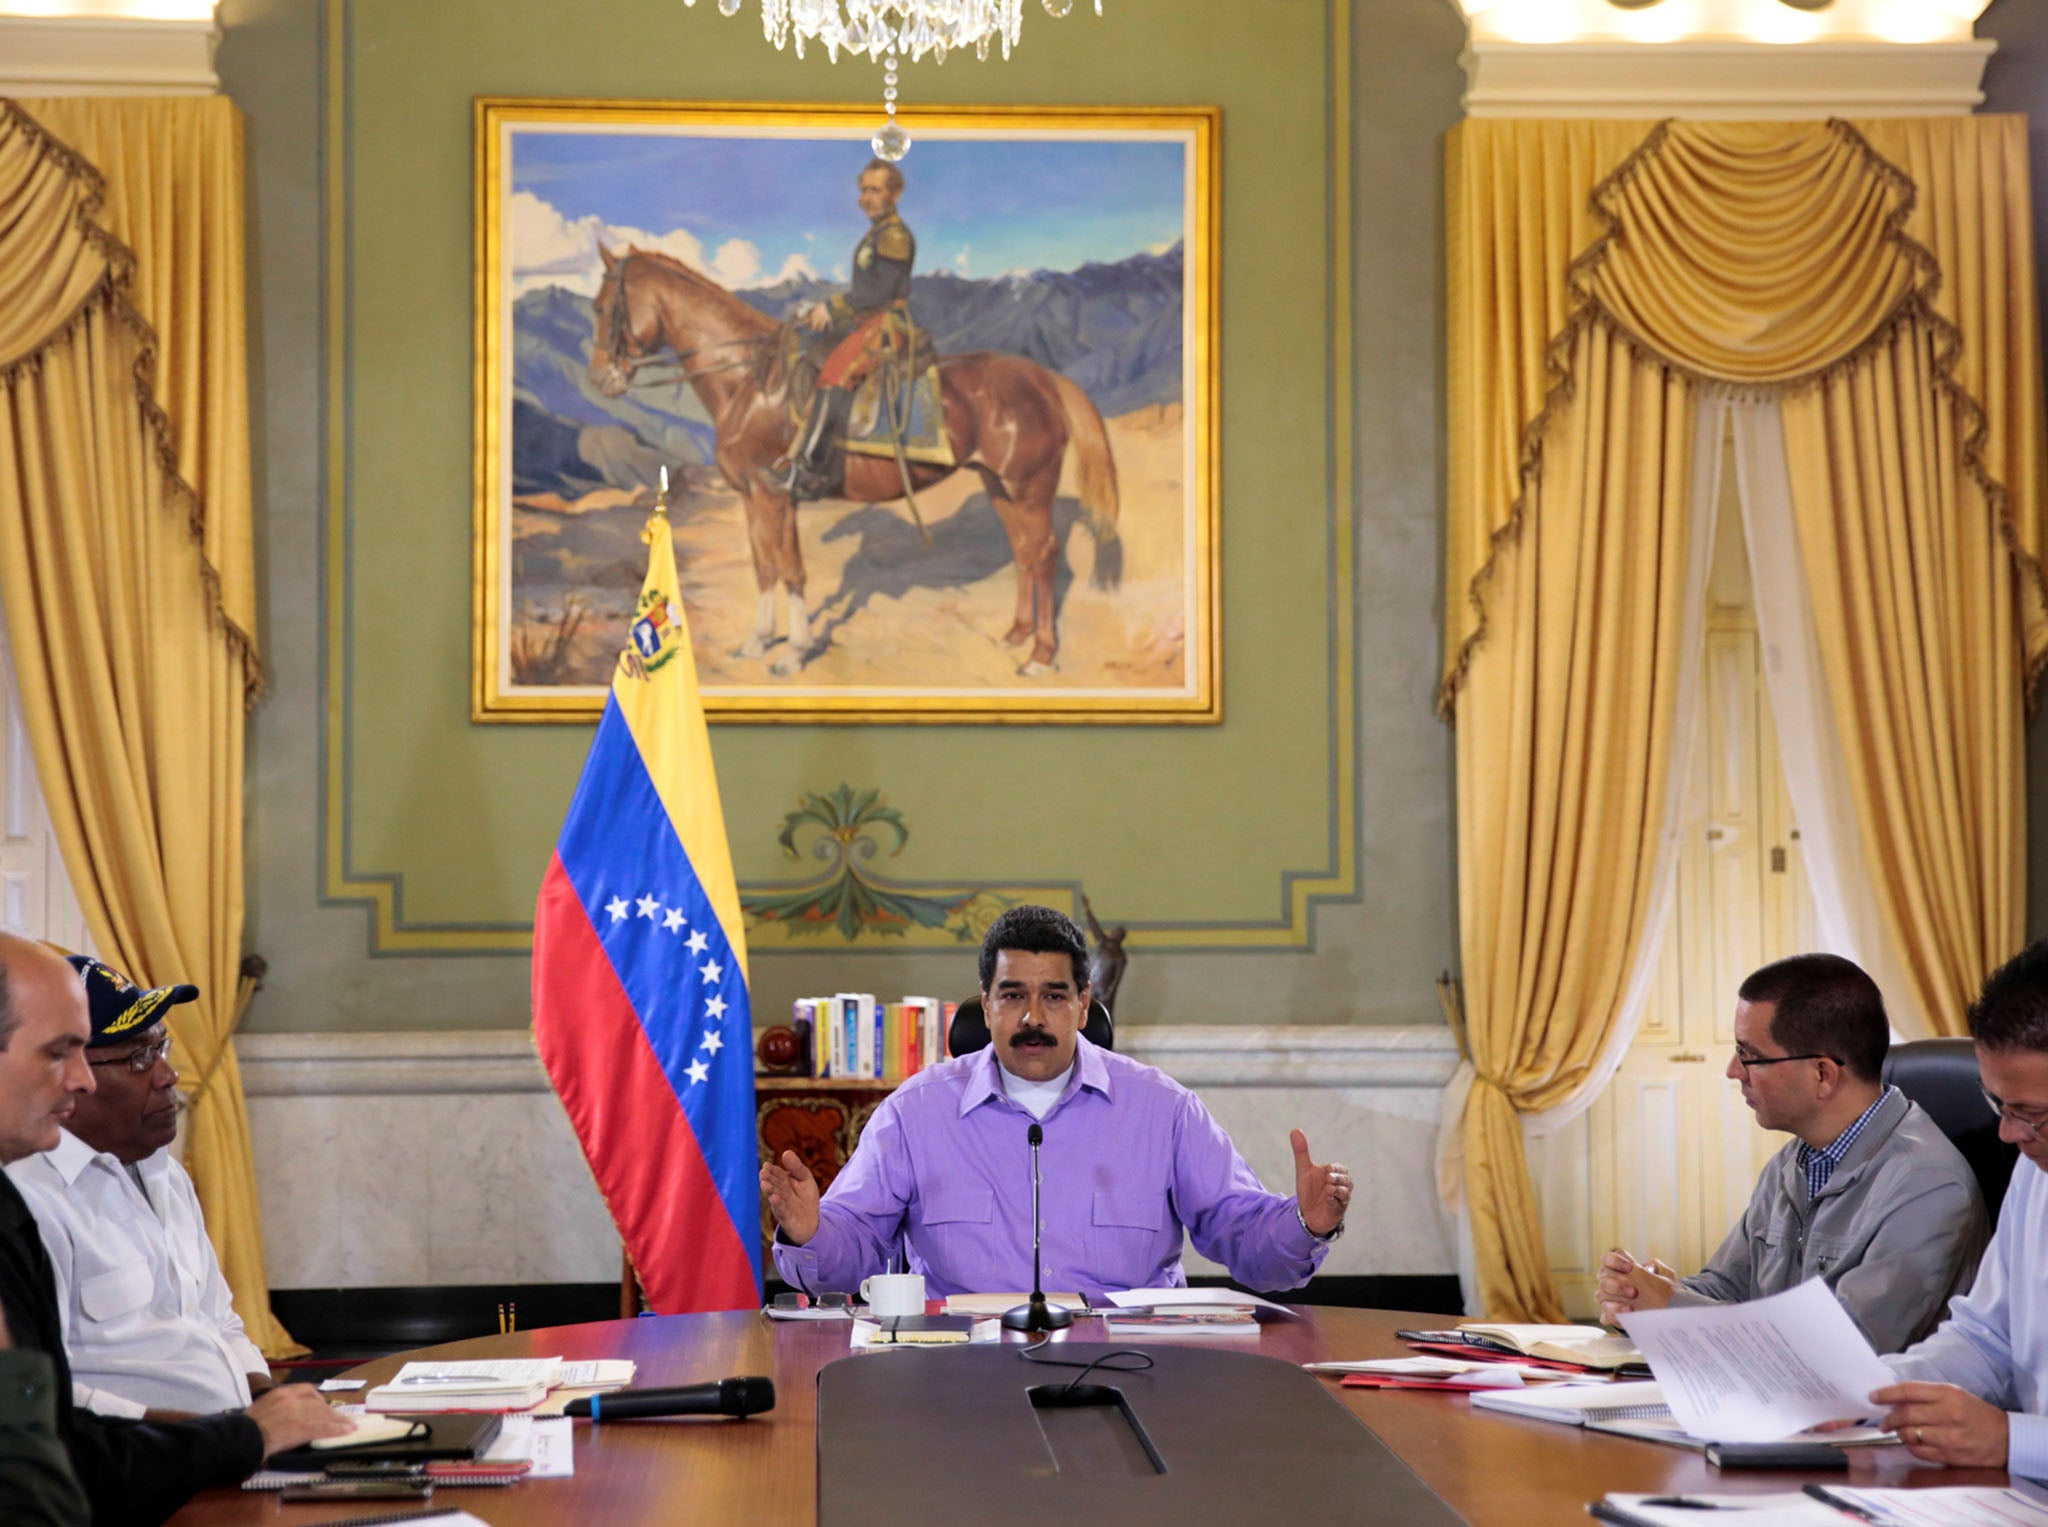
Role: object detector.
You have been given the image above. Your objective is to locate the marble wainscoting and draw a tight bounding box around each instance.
[236,1025,1460,1290]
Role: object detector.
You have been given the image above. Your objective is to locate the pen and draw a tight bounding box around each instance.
[1802,1484,1886,1523]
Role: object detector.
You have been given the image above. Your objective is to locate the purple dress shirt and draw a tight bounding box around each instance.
[772,1036,1329,1297]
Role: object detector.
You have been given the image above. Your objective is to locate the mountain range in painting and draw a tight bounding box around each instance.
[511,242,1185,499]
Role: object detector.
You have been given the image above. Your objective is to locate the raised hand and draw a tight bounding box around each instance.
[1290,1129,1351,1237]
[760,1149,822,1246]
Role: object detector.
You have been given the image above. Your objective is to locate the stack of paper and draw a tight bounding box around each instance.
[1471,1379,1669,1425]
[367,1357,635,1414]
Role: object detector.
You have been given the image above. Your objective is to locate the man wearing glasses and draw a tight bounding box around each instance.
[762,904,1352,1296]
[1596,954,1986,1352]
[6,958,273,1419]
[1874,940,2048,1472]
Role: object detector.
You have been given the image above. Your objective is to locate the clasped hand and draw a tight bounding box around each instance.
[1597,1248,1679,1324]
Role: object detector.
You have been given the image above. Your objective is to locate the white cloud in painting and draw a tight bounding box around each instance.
[508,192,817,297]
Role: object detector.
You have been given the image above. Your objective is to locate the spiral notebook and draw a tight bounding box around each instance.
[1470,1380,1668,1426]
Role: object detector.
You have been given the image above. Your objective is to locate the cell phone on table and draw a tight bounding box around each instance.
[277,1479,436,1501]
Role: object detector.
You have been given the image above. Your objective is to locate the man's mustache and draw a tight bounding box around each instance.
[1009,1031,1057,1047]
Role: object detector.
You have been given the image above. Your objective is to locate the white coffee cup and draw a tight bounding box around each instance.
[860,1272,925,1318]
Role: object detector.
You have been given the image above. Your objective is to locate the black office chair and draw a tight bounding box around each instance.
[947,996,1115,1058]
[1881,1037,2018,1223]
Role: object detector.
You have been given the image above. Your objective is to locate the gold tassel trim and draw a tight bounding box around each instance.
[0,98,264,707]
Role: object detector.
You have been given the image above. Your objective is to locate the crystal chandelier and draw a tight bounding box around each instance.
[681,0,1104,160]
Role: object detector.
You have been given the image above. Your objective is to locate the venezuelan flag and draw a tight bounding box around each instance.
[532,495,760,1313]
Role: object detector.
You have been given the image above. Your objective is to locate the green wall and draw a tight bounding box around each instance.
[221,0,1466,1032]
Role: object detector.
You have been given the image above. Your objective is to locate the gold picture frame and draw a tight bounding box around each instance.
[473,97,1218,725]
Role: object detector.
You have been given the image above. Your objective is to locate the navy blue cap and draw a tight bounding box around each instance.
[66,955,198,1046]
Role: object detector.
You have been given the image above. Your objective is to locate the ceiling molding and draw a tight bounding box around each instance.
[1460,38,1994,118]
[0,15,219,97]
[1443,0,1995,119]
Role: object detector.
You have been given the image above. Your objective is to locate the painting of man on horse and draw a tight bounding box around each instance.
[481,108,1215,720]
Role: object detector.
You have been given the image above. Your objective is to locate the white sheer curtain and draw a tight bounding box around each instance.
[1729,401,1920,1032]
[1439,391,1725,1314]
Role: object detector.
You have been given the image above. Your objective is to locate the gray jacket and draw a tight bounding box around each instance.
[1674,1088,1987,1353]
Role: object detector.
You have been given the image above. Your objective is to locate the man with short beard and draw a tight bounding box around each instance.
[9,958,273,1419]
[762,905,1352,1296]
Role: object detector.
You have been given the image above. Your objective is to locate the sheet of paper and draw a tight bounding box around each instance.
[1619,1280,1895,1442]
[850,1317,1000,1348]
[556,1360,633,1387]
[1598,1493,1849,1525]
[941,1293,1087,1317]
[1816,1486,2048,1526]
[1102,1287,1296,1318]
[317,1378,366,1392]
[483,1414,575,1478]
[1303,1356,1527,1387]
[387,1356,564,1388]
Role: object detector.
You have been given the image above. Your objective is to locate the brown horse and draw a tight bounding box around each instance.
[586,245,1121,676]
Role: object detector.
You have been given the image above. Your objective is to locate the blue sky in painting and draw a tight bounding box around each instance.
[507,129,1185,294]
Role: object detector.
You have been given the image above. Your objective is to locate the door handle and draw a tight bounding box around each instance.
[1669,1052,1707,1063]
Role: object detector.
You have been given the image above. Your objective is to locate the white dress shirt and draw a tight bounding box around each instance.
[1887,1157,2048,1479]
[5,1131,266,1417]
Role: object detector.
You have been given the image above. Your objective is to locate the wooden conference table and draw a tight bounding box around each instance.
[168,1306,2012,1526]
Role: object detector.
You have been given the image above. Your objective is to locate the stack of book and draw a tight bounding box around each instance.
[790,994,956,1081]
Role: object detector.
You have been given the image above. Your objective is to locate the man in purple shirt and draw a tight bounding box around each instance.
[762,905,1353,1298]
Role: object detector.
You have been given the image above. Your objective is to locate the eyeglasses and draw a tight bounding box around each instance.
[1981,1088,2048,1142]
[88,1035,173,1076]
[989,990,1079,1022]
[1733,1046,1834,1076]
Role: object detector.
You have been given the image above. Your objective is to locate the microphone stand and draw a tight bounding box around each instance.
[1004,1122,1073,1334]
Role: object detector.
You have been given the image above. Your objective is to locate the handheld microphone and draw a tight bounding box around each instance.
[1003,1121,1073,1334]
[563,1376,775,1421]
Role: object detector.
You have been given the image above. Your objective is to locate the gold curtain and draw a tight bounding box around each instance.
[1444,117,2047,1318]
[0,99,299,1358]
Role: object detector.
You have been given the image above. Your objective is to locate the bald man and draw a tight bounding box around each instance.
[0,936,348,1526]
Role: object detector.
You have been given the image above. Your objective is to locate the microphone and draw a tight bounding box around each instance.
[563,1376,775,1421]
[1003,1121,1073,1334]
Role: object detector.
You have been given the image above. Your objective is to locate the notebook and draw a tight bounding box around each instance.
[1470,1380,1669,1426]
[268,1412,506,1471]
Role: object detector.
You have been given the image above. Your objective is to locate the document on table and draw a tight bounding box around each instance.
[1618,1280,1894,1443]
[1596,1486,2048,1527]
[484,1414,574,1478]
[389,1357,565,1387]
[1103,1287,1298,1318]
[850,1317,1000,1348]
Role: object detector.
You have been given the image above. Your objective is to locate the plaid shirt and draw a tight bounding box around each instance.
[1797,1085,1896,1201]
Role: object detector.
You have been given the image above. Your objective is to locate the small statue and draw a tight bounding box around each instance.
[1080,893,1128,1016]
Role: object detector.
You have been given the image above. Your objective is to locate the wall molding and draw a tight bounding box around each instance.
[0,16,220,97]
[235,1023,1462,1096]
